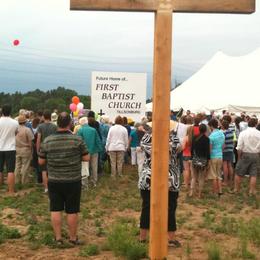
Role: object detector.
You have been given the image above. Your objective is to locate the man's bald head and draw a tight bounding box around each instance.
[57,112,71,129]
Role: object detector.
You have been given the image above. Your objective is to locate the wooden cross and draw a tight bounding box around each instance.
[70,1,255,259]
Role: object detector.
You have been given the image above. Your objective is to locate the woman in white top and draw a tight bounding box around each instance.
[106,116,128,177]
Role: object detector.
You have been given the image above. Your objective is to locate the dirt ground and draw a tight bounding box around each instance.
[0,167,259,260]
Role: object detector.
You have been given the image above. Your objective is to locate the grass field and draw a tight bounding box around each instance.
[0,166,259,260]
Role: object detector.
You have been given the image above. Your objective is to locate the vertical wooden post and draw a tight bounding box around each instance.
[150,10,172,260]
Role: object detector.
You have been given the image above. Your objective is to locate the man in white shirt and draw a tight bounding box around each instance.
[235,118,260,195]
[0,105,19,194]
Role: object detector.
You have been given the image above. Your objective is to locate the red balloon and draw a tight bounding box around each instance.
[13,39,20,46]
[72,96,80,105]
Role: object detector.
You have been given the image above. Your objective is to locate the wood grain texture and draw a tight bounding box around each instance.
[173,0,255,13]
[71,0,255,13]
[71,0,158,12]
[149,10,172,260]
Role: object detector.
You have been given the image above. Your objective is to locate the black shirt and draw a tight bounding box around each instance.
[191,134,210,160]
[88,119,102,140]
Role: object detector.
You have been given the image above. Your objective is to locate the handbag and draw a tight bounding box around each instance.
[192,152,208,171]
[192,134,208,170]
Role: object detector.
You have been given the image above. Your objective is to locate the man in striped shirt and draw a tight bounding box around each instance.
[221,120,234,187]
[39,112,89,245]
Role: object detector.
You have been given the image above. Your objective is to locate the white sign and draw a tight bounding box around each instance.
[91,71,147,122]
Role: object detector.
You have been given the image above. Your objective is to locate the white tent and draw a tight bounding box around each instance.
[146,48,260,114]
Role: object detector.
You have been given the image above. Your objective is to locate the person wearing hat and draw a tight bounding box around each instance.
[14,115,35,185]
[51,112,58,125]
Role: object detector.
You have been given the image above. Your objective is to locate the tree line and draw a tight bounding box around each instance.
[0,87,91,116]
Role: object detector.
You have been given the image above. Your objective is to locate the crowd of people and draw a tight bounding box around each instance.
[0,104,259,246]
[175,110,260,198]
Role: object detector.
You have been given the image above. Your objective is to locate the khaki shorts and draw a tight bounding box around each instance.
[208,158,223,180]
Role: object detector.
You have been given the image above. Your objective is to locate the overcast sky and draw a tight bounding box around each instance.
[0,0,259,97]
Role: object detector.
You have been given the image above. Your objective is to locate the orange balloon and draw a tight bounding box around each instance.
[72,96,80,105]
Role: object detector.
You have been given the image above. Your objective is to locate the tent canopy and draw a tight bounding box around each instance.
[147,48,260,114]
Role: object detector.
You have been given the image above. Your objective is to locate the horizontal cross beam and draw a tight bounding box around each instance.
[175,0,255,13]
[71,0,255,14]
[71,0,157,12]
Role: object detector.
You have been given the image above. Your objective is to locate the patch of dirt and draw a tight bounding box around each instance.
[1,208,29,236]
[0,170,259,260]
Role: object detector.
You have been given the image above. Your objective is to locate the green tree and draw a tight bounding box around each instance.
[44,98,66,112]
[0,87,89,116]
[78,95,91,109]
[20,96,40,111]
[47,86,78,105]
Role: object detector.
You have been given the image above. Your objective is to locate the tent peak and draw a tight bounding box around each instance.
[214,47,260,59]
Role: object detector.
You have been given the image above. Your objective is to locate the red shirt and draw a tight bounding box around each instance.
[193,125,200,137]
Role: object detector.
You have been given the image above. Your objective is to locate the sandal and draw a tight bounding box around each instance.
[218,192,223,198]
[168,240,181,248]
[69,238,83,246]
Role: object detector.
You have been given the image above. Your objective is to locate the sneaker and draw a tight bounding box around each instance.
[168,240,181,248]
[44,188,48,193]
